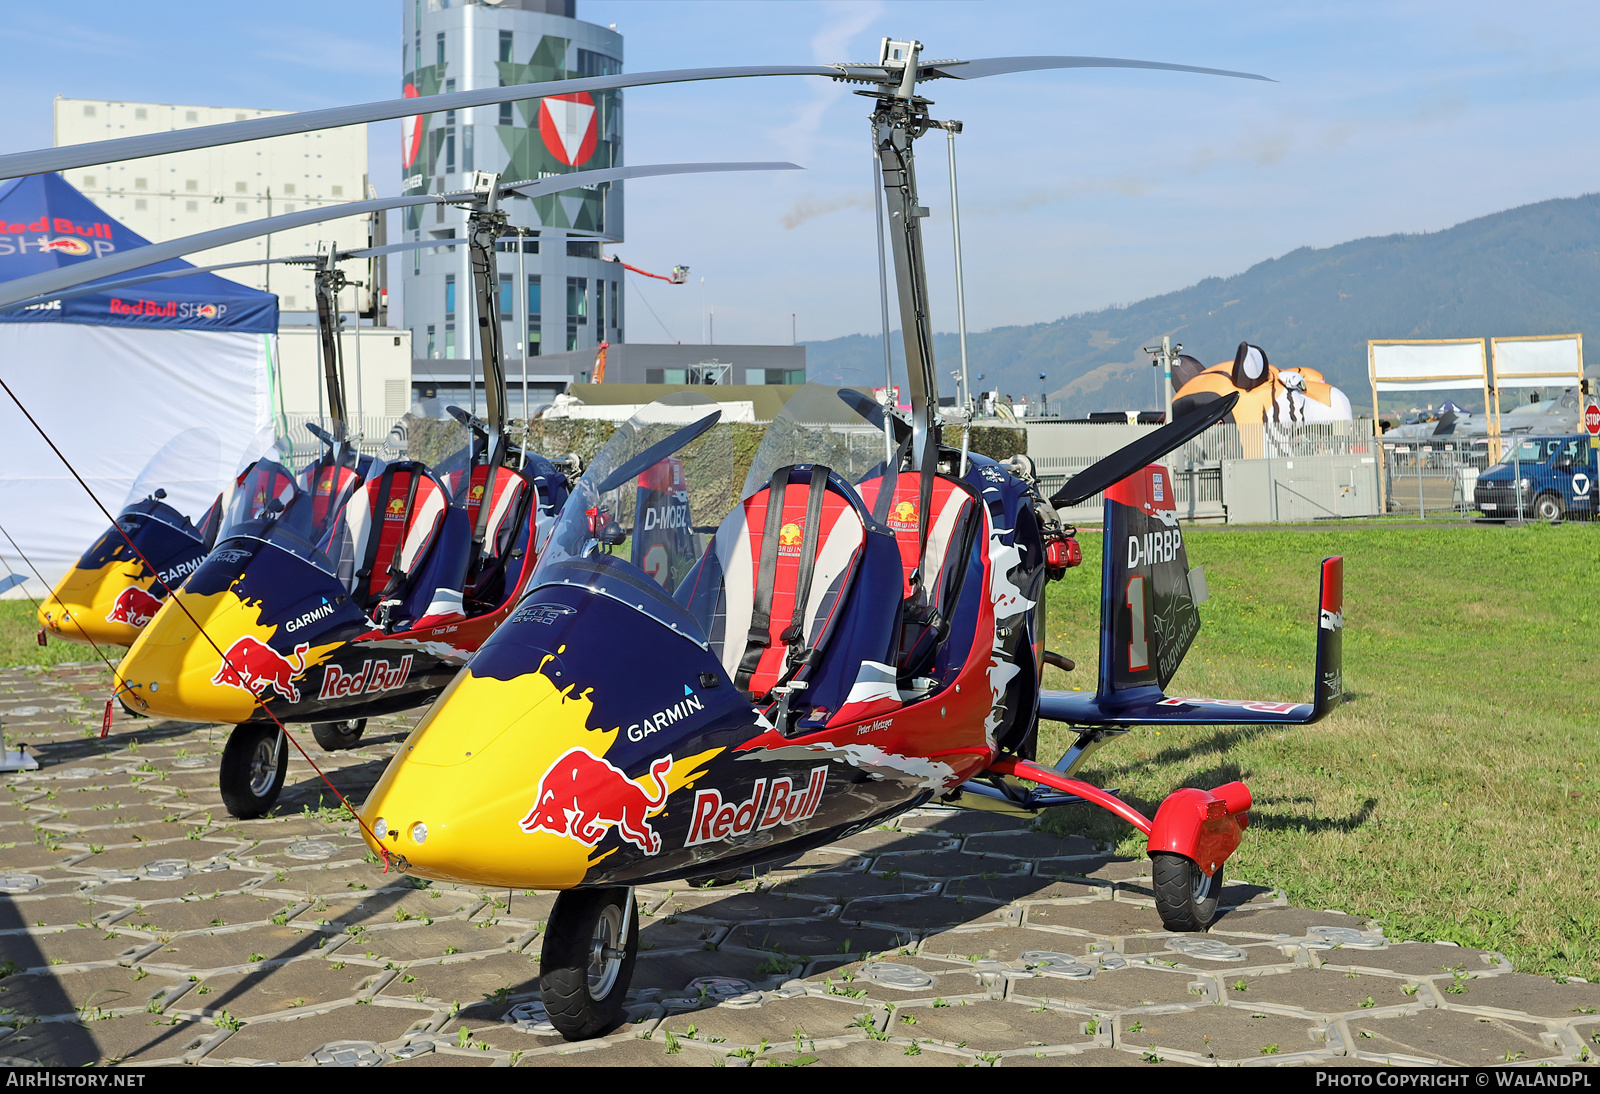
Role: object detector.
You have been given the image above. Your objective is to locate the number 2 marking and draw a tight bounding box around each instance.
[1127,575,1149,671]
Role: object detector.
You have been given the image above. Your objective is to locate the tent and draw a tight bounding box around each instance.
[0,173,279,596]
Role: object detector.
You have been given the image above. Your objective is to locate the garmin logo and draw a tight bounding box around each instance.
[284,601,336,633]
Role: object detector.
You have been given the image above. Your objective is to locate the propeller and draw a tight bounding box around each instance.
[1049,392,1238,508]
[0,162,800,312]
[0,56,1270,183]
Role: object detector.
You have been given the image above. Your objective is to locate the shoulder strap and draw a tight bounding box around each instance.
[780,465,830,648]
[735,469,789,695]
[356,463,399,589]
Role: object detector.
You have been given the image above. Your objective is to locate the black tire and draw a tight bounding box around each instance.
[1152,852,1223,933]
[1534,493,1564,523]
[539,887,638,1041]
[219,723,287,819]
[311,718,366,752]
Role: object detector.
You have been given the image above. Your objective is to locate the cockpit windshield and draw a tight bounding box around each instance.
[215,418,390,573]
[120,427,231,535]
[741,383,892,501]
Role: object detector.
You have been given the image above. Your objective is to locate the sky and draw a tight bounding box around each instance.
[5,1,1600,349]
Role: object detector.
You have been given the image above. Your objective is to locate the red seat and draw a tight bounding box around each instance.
[302,461,363,541]
[458,464,532,605]
[856,473,977,615]
[712,467,867,699]
[328,462,449,617]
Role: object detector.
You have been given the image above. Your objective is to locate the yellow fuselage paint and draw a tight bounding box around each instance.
[360,660,721,890]
[38,560,151,648]
[118,586,342,723]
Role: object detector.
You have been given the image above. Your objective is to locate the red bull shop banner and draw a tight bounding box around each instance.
[0,174,277,594]
[0,174,276,333]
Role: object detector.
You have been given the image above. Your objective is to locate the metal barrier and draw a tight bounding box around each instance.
[1381,439,1494,517]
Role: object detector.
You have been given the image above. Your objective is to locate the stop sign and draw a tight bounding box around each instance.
[1587,402,1600,436]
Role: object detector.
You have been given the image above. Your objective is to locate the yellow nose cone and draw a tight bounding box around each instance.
[119,588,331,724]
[361,661,720,891]
[39,562,154,648]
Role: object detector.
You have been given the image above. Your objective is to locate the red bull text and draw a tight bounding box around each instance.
[318,656,414,701]
[685,767,827,848]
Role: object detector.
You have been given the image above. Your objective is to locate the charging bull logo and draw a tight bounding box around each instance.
[104,586,163,629]
[778,522,802,547]
[211,637,311,704]
[891,500,916,524]
[196,304,218,319]
[41,237,91,255]
[519,748,674,855]
[385,498,407,521]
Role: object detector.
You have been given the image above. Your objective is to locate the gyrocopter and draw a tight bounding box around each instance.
[0,39,1346,1042]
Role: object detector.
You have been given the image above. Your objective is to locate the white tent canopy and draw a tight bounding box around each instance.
[0,324,271,596]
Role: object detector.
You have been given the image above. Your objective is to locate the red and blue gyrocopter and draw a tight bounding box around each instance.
[0,39,1344,1041]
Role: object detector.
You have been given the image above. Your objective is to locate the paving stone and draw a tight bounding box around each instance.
[1344,1009,1559,1066]
[206,1003,430,1062]
[0,844,82,870]
[843,895,1010,931]
[965,831,1103,859]
[0,927,148,969]
[761,1036,972,1062]
[999,1045,1198,1066]
[275,863,405,897]
[873,850,1030,879]
[376,950,540,1006]
[388,1045,500,1065]
[1212,906,1371,938]
[661,993,875,1046]
[922,926,1104,963]
[942,874,1073,903]
[637,916,723,951]
[519,1036,729,1066]
[1056,858,1147,882]
[914,1002,1092,1054]
[631,950,786,993]
[896,811,1033,835]
[140,924,329,970]
[1225,968,1423,1013]
[346,919,522,964]
[801,955,986,997]
[1314,942,1504,978]
[827,829,956,855]
[723,920,908,959]
[767,871,934,902]
[304,887,480,928]
[1436,971,1600,1018]
[0,894,120,931]
[438,1004,654,1051]
[647,887,835,921]
[0,964,179,1016]
[128,892,298,933]
[1015,965,1208,1011]
[0,1013,210,1065]
[1120,1007,1324,1062]
[1024,899,1169,937]
[1122,934,1290,970]
[180,960,386,1018]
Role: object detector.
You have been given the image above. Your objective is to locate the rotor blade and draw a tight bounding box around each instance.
[595,410,724,494]
[0,66,835,182]
[1049,392,1238,508]
[0,161,800,311]
[929,56,1273,82]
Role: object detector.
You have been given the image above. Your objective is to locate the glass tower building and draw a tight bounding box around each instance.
[402,0,623,412]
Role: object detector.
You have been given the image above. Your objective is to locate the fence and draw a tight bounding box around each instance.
[1381,439,1495,517]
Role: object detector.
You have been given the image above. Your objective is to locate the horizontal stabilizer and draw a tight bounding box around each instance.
[1042,556,1343,728]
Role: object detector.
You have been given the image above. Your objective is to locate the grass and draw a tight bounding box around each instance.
[0,601,105,668]
[1037,521,1599,981]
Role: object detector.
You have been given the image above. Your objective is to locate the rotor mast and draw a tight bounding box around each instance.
[866,39,943,475]
[311,244,352,429]
[464,172,510,483]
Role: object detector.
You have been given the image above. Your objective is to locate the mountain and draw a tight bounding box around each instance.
[803,193,1600,416]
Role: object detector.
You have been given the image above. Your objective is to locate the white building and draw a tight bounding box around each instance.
[52,97,374,314]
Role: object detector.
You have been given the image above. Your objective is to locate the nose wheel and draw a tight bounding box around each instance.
[311,718,367,751]
[539,886,638,1041]
[219,722,287,819]
[1152,852,1223,932]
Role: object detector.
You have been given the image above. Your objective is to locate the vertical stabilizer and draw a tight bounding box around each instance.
[1098,464,1200,698]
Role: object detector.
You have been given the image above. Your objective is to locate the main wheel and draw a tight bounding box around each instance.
[539,887,638,1041]
[219,723,287,819]
[311,718,366,752]
[1152,852,1223,933]
[1534,493,1564,523]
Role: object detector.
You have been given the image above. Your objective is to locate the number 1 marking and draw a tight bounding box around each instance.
[1127,575,1149,671]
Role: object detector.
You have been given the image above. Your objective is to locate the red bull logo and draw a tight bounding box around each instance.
[385,498,408,520]
[317,656,414,701]
[891,500,917,527]
[2,217,112,239]
[211,637,311,704]
[519,748,674,854]
[40,237,90,255]
[778,521,803,550]
[104,586,163,629]
[196,304,219,319]
[685,766,827,848]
